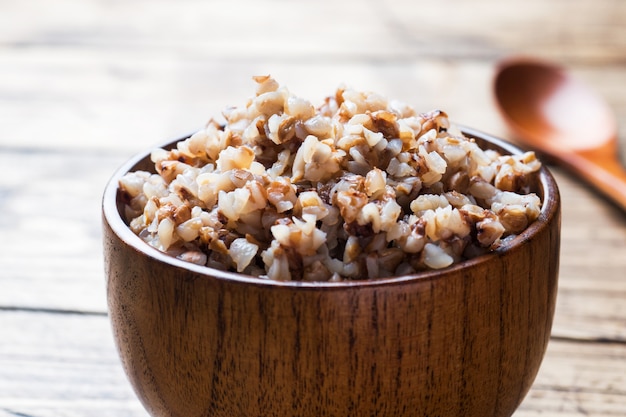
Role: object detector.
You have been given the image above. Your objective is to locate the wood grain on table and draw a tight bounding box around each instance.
[1,0,625,416]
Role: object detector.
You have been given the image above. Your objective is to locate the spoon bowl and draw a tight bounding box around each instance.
[494,56,626,211]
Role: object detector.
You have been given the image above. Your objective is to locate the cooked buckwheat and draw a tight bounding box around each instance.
[119,76,542,281]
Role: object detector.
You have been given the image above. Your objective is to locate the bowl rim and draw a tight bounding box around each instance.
[102,125,560,289]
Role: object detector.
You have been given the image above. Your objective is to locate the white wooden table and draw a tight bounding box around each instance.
[1,0,625,415]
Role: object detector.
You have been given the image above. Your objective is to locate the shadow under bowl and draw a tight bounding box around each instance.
[102,127,561,417]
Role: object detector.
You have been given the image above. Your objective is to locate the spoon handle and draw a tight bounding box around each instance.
[563,152,626,212]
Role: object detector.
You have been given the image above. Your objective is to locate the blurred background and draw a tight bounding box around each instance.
[3,0,625,153]
[1,0,625,416]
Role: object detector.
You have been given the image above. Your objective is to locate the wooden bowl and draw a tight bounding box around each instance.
[102,127,560,417]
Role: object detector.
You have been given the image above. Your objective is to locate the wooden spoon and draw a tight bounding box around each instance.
[493,56,626,211]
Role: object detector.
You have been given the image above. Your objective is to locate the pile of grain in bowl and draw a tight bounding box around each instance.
[119,75,542,281]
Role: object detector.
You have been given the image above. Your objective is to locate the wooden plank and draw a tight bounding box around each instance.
[0,150,126,313]
[2,150,626,341]
[0,310,624,416]
[1,0,625,63]
[0,310,146,417]
[549,170,626,342]
[0,53,502,152]
[1,51,623,155]
[519,339,626,416]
